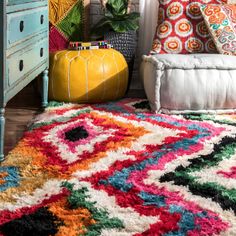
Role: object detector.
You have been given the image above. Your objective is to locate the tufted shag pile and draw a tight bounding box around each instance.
[1,99,236,236]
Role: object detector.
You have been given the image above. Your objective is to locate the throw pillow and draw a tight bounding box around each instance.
[151,0,227,54]
[49,0,84,52]
[200,4,236,55]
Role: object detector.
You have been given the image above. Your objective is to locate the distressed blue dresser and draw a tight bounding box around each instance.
[0,0,49,161]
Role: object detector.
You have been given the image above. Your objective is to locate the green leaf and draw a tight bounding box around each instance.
[123,19,139,31]
[106,0,128,15]
[109,21,126,33]
[126,12,140,20]
[110,18,138,33]
[91,0,140,34]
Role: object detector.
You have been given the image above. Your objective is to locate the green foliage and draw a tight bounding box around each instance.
[92,0,140,36]
[57,0,84,40]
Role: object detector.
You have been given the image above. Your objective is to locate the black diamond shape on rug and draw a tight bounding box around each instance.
[65,126,89,142]
[132,101,150,110]
[0,207,63,236]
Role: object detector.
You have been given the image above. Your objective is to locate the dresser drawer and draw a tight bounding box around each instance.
[7,39,48,87]
[7,6,48,48]
[6,0,46,6]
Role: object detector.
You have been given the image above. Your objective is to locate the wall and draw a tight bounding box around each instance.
[90,0,142,89]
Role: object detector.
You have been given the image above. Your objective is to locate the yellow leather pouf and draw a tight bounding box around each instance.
[49,49,128,103]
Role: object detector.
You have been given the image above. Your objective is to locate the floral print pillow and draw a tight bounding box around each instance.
[200,4,236,55]
[151,0,228,55]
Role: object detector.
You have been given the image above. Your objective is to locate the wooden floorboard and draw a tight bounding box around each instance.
[4,81,146,156]
[4,81,41,155]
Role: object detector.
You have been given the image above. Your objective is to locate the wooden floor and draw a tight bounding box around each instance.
[4,81,41,155]
[4,81,146,156]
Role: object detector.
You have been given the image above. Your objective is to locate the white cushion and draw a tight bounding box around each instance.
[141,54,236,114]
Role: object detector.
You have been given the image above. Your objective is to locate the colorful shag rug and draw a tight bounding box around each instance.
[1,99,236,236]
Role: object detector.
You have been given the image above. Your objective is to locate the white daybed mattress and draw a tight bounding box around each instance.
[141,54,236,114]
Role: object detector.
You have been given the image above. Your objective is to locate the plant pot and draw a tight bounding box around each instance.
[104,30,137,63]
[104,30,137,91]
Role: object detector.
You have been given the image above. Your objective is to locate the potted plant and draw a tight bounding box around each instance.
[92,0,140,87]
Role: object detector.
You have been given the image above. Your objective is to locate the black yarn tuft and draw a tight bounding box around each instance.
[65,126,89,142]
[133,101,150,110]
[0,207,63,236]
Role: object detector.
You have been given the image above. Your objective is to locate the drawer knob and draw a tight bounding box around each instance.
[40,48,44,57]
[40,15,44,24]
[19,60,24,71]
[19,21,24,32]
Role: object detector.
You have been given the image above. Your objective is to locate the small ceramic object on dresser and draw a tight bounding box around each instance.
[0,0,49,162]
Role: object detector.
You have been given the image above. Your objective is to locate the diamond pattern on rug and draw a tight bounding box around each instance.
[1,99,236,235]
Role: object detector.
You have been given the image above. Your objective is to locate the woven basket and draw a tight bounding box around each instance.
[104,31,137,63]
[104,31,137,91]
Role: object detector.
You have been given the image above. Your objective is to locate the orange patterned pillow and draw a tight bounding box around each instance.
[200,4,236,55]
[151,0,228,54]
